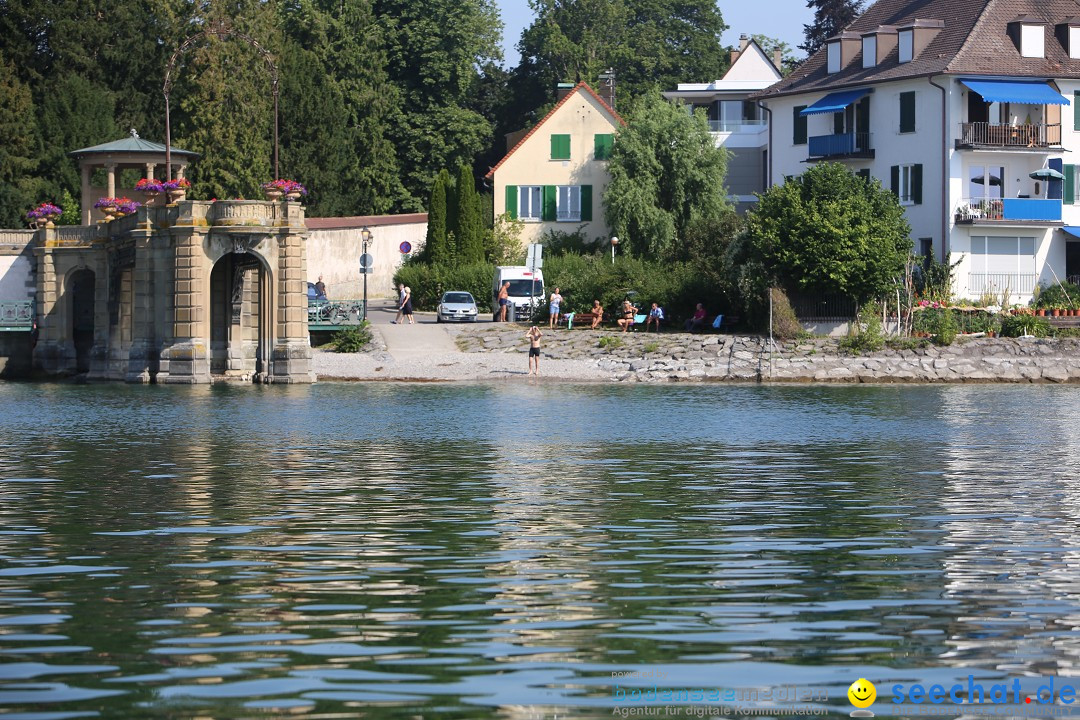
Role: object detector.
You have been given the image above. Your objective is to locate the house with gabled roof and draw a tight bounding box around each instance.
[486,81,625,247]
[663,35,783,214]
[755,0,1080,302]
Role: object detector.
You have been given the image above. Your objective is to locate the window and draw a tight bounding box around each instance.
[862,36,877,68]
[827,42,841,73]
[1065,165,1079,205]
[1071,27,1080,59]
[793,106,808,145]
[1021,24,1044,58]
[550,134,570,160]
[594,134,614,160]
[856,169,871,183]
[919,238,933,258]
[968,165,1005,200]
[899,92,916,133]
[891,163,923,205]
[969,236,1037,293]
[556,185,581,221]
[518,186,542,221]
[898,30,913,63]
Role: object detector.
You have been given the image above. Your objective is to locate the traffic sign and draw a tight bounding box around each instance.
[399,241,412,254]
[360,252,374,274]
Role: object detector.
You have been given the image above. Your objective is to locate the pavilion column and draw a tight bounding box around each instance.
[177,165,186,181]
[80,164,91,225]
[145,163,156,181]
[106,163,117,199]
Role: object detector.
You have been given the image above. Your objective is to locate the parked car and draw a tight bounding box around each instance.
[437,291,478,323]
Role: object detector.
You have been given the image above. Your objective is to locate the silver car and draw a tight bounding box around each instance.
[437,291,478,323]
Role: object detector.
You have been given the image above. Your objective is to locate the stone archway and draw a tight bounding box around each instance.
[208,251,271,381]
[68,269,96,374]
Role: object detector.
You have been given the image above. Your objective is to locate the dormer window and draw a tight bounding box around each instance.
[1072,27,1080,58]
[1056,19,1080,58]
[1021,24,1045,58]
[862,36,877,68]
[898,30,913,63]
[827,41,841,73]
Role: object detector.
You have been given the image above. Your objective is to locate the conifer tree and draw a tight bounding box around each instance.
[801,0,863,57]
[453,164,486,264]
[0,54,38,227]
[424,170,451,265]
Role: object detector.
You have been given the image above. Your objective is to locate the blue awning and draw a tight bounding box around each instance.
[959,79,1070,105]
[800,89,872,116]
[1063,226,1080,238]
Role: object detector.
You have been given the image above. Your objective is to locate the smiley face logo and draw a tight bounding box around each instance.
[848,678,877,713]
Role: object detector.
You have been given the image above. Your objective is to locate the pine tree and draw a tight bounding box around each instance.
[424,170,451,265]
[453,164,485,264]
[801,0,864,57]
[0,53,38,226]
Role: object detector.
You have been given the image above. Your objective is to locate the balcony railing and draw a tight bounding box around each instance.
[0,301,34,331]
[808,132,873,158]
[708,119,768,132]
[958,122,1061,149]
[968,273,1037,295]
[954,197,1062,223]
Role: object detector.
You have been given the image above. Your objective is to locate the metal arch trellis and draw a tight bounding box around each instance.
[162,17,280,181]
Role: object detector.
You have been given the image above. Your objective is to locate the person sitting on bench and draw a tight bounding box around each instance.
[646,303,664,332]
[684,303,707,333]
[589,300,604,329]
[617,300,639,332]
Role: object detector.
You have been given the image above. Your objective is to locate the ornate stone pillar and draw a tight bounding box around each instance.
[125,224,156,383]
[157,203,211,384]
[32,229,65,374]
[80,164,92,225]
[270,201,314,383]
[106,163,116,199]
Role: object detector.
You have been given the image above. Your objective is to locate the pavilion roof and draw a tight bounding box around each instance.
[68,134,199,159]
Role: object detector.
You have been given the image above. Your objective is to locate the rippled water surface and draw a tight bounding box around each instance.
[2,382,1080,719]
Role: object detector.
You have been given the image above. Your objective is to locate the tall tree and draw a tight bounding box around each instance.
[801,0,863,57]
[0,53,38,227]
[374,0,503,208]
[453,163,485,263]
[604,91,732,262]
[424,170,451,265]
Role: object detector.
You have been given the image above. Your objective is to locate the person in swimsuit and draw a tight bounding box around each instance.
[498,282,510,322]
[617,299,638,332]
[525,325,543,375]
[589,300,603,329]
[548,287,562,329]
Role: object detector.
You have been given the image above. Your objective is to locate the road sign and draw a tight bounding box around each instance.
[399,241,412,254]
[359,252,374,274]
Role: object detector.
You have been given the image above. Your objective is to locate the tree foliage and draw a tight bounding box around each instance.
[452,164,485,264]
[744,163,912,305]
[604,90,734,262]
[801,0,864,57]
[0,52,39,227]
[424,170,451,265]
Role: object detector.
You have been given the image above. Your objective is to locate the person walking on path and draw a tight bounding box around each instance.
[393,284,406,324]
[525,325,543,375]
[401,286,414,325]
[314,276,327,300]
[548,287,563,329]
[497,282,510,322]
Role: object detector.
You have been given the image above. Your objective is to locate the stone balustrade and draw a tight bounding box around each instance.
[50,226,99,247]
[0,229,36,250]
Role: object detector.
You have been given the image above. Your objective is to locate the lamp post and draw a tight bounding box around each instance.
[610,236,619,265]
[361,226,371,322]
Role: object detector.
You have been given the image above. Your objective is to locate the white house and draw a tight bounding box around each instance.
[486,82,624,246]
[755,0,1080,302]
[663,35,783,213]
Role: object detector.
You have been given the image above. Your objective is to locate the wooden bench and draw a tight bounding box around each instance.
[563,311,604,329]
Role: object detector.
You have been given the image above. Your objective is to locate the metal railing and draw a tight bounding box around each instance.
[555,209,581,222]
[954,197,1061,222]
[788,292,857,321]
[0,301,34,330]
[708,119,768,132]
[958,122,1061,148]
[967,273,1037,295]
[308,299,366,326]
[808,132,873,158]
[1068,276,1080,287]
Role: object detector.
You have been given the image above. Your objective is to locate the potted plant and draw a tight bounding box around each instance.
[94,196,123,221]
[27,202,62,229]
[162,178,191,202]
[116,198,141,217]
[262,179,307,201]
[135,178,164,203]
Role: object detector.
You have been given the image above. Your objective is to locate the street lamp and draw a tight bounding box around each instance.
[361,226,371,322]
[610,236,619,265]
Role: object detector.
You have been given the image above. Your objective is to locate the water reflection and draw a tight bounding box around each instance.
[0,383,1079,717]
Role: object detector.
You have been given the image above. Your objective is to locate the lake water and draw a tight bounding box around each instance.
[2,382,1080,719]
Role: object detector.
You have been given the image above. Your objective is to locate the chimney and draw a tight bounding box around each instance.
[773,48,783,70]
[555,82,574,102]
[731,33,749,64]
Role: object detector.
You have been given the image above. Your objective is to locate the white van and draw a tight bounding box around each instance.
[492,266,545,321]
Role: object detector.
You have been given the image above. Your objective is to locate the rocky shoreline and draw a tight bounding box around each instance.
[438,325,1080,384]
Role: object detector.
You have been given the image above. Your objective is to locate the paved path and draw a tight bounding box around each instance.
[365,297,489,359]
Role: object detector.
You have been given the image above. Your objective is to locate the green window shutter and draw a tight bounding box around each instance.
[1075,93,1080,131]
[580,185,592,221]
[912,164,923,204]
[1066,165,1075,205]
[594,134,614,159]
[900,92,916,133]
[890,165,900,197]
[542,185,557,220]
[505,185,518,219]
[793,106,807,145]
[551,134,570,160]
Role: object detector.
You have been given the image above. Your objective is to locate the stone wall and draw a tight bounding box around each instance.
[451,325,1080,383]
[0,232,35,303]
[306,215,427,301]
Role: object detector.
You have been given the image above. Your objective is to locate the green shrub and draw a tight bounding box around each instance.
[393,262,494,311]
[332,323,372,352]
[838,301,885,354]
[1036,282,1080,309]
[1053,327,1080,338]
[931,309,958,345]
[643,341,660,353]
[1001,314,1051,338]
[598,336,623,349]
[886,337,929,351]
[769,287,802,340]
